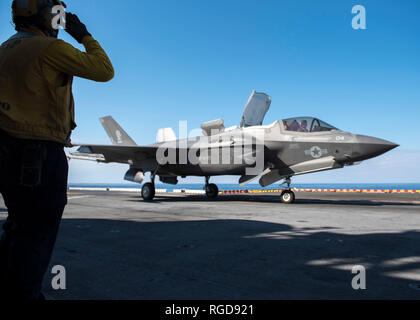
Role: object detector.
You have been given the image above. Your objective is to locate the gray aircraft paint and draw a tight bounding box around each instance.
[100,116,137,146]
[70,92,398,188]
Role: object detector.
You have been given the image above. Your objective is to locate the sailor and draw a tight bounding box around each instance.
[0,0,114,300]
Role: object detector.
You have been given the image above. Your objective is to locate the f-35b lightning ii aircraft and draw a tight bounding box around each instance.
[70,91,398,203]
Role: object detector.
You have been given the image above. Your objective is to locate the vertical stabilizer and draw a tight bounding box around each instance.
[99,116,137,146]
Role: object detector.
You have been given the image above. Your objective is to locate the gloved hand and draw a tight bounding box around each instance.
[65,12,92,43]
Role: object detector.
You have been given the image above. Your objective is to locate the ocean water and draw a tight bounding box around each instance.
[69,183,420,191]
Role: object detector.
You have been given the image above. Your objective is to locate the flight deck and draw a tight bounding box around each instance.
[1,190,419,300]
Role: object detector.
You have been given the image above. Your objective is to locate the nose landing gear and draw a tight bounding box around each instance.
[280,177,295,204]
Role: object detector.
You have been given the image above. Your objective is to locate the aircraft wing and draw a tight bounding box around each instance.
[70,144,158,164]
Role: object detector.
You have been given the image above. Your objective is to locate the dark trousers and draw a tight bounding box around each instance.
[0,130,68,300]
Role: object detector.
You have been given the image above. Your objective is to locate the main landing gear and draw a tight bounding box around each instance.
[141,170,157,201]
[141,182,155,201]
[204,176,219,199]
[280,177,295,204]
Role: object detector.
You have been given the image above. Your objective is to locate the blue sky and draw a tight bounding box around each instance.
[1,0,419,184]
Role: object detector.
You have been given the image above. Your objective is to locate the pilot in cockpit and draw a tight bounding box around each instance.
[287,120,299,131]
[298,120,309,132]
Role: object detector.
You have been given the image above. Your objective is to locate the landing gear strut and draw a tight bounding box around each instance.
[141,169,158,201]
[204,176,219,199]
[280,177,295,204]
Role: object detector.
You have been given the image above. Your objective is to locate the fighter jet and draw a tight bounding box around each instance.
[70,91,398,203]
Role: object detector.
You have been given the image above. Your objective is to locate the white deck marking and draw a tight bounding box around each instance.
[67,195,93,200]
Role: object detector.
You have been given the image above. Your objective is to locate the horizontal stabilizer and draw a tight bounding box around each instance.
[67,153,106,162]
[100,116,137,146]
[70,144,158,164]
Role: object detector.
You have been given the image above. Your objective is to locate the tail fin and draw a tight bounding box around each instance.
[99,116,137,146]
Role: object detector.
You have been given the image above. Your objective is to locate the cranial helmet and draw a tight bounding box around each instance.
[12,0,64,19]
[12,0,65,35]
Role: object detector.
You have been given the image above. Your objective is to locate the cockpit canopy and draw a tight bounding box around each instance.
[283,117,338,133]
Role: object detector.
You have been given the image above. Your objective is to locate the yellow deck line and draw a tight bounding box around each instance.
[221,188,420,194]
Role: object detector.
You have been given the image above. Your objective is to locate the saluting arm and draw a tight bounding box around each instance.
[42,12,114,82]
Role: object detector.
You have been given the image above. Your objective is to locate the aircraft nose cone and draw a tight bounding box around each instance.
[353,135,399,161]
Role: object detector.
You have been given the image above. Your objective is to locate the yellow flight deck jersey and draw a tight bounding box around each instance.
[0,28,114,145]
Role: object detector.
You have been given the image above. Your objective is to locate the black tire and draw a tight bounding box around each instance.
[205,183,219,199]
[141,183,155,201]
[280,190,295,204]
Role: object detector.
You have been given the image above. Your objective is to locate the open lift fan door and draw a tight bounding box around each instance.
[240,90,271,127]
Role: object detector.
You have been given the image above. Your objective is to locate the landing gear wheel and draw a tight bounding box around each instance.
[205,183,219,199]
[142,183,155,201]
[280,190,295,204]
